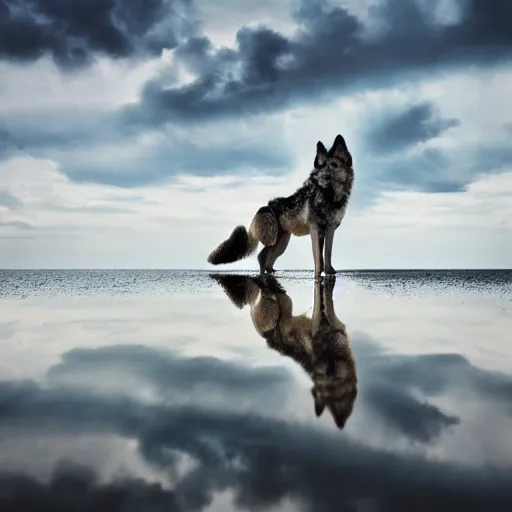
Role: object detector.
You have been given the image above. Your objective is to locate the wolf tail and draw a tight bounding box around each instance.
[207,206,278,265]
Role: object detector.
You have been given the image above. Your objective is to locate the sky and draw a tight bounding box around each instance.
[0,0,511,269]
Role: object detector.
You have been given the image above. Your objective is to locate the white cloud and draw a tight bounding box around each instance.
[0,55,167,114]
[340,172,512,269]
[357,171,512,230]
[194,0,299,46]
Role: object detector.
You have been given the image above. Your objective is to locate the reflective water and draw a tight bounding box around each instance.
[1,270,511,511]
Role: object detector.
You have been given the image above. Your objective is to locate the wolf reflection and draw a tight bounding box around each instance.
[211,274,358,430]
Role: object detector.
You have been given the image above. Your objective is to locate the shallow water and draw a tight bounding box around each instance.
[1,269,511,511]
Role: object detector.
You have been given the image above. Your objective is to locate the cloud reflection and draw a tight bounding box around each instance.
[0,374,511,511]
[1,275,512,510]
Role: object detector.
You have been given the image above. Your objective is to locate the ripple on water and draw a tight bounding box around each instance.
[0,269,511,300]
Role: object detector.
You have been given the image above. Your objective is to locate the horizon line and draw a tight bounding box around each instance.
[1,268,511,272]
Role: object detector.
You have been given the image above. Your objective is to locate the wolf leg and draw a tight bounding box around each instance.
[319,230,325,266]
[324,226,336,275]
[310,224,324,278]
[258,246,272,274]
[311,278,323,336]
[262,231,291,273]
[322,276,345,330]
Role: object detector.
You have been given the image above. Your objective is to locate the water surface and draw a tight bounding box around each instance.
[1,270,511,511]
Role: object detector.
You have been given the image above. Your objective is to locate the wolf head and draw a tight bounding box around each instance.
[311,384,357,430]
[314,134,353,172]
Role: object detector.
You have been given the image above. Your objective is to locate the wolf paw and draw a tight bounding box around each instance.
[325,265,336,275]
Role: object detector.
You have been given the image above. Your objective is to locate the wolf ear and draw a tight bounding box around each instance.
[314,397,326,417]
[314,141,328,169]
[329,134,352,166]
[312,387,326,417]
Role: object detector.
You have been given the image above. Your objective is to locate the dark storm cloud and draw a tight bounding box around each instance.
[124,0,512,126]
[2,1,510,191]
[342,110,502,195]
[0,127,22,158]
[470,144,512,175]
[1,346,512,511]
[366,102,460,154]
[363,385,460,443]
[63,137,290,187]
[374,352,512,404]
[0,463,181,512]
[372,147,459,194]
[0,109,292,187]
[356,100,464,194]
[2,105,507,193]
[0,0,197,68]
[351,336,512,425]
[352,339,512,441]
[357,138,512,196]
[0,110,115,152]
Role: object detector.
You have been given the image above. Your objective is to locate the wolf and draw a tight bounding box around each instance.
[207,134,354,277]
[210,273,358,430]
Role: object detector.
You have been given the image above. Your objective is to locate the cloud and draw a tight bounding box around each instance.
[470,144,512,176]
[1,79,505,194]
[397,142,512,193]
[0,220,34,230]
[363,385,460,443]
[355,171,512,230]
[124,0,512,126]
[1,9,511,193]
[47,344,294,409]
[0,126,22,158]
[372,147,458,193]
[350,88,512,193]
[51,342,462,443]
[0,107,293,187]
[371,351,512,405]
[354,340,512,441]
[194,0,298,47]
[22,341,510,444]
[0,0,197,69]
[55,125,292,187]
[0,153,302,267]
[365,102,460,154]
[1,341,512,510]
[0,189,21,209]
[0,463,181,512]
